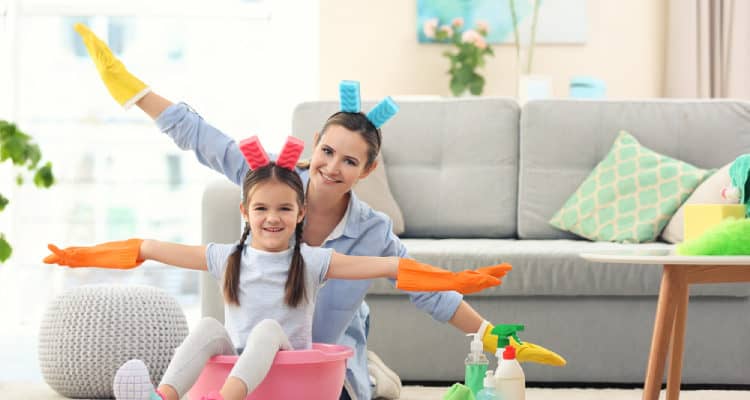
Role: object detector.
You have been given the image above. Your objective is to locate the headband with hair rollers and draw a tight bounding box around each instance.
[239,135,305,171]
[339,80,400,128]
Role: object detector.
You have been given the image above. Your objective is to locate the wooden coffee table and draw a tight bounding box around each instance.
[580,249,750,400]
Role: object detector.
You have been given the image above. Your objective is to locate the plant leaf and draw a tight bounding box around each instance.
[0,193,7,212]
[469,74,485,95]
[0,234,11,263]
[26,143,41,170]
[450,77,465,97]
[34,162,55,188]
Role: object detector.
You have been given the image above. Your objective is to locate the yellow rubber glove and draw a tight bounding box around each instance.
[43,239,144,269]
[481,322,567,366]
[73,23,150,108]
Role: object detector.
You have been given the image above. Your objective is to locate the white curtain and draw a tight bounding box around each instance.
[665,0,750,98]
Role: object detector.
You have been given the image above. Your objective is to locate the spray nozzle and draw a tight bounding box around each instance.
[466,332,483,354]
[491,324,525,349]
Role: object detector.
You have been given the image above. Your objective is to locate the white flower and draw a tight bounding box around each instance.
[423,18,438,38]
[439,25,453,37]
[476,20,489,35]
[475,36,487,49]
[461,29,481,45]
[451,17,464,28]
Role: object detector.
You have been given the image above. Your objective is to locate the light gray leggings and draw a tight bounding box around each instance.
[160,317,292,397]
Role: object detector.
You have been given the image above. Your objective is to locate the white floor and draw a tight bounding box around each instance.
[4,382,749,400]
[400,386,750,400]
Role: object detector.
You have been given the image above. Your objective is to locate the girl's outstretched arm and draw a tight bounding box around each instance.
[326,253,399,280]
[326,252,511,295]
[43,239,207,271]
[139,240,207,271]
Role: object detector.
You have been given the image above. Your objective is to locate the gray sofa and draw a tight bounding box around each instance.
[201,98,750,385]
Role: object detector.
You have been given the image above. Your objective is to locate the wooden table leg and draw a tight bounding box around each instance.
[643,266,680,400]
[666,270,689,400]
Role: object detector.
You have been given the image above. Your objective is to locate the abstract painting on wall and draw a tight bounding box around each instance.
[417,0,587,44]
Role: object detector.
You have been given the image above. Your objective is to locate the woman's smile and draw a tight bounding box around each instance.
[319,170,342,184]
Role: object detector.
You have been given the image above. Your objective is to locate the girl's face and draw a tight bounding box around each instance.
[309,125,376,197]
[241,179,305,252]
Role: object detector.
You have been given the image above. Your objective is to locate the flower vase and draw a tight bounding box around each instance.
[517,74,550,105]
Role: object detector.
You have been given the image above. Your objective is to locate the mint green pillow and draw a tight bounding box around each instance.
[549,131,711,243]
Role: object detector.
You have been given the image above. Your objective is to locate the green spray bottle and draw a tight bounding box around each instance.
[464,332,489,396]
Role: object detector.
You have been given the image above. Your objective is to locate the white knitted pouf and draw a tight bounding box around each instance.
[39,285,189,398]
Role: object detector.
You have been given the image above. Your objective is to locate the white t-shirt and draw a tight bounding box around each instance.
[206,242,332,350]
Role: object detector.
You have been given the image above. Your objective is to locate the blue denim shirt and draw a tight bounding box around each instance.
[155,103,463,400]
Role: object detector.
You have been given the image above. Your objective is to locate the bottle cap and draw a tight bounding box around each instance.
[502,345,516,360]
[466,333,483,353]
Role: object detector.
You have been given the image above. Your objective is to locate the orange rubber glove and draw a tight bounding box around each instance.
[395,259,511,294]
[43,239,144,269]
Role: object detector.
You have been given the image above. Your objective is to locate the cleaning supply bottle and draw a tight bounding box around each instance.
[475,370,498,400]
[495,345,525,400]
[492,324,526,400]
[464,332,489,396]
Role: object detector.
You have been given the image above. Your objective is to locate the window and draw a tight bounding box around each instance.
[1,0,319,381]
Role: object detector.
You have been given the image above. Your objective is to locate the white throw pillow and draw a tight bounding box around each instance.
[353,154,405,235]
[660,163,732,243]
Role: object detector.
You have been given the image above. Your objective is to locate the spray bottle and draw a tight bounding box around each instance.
[492,324,526,400]
[464,332,489,396]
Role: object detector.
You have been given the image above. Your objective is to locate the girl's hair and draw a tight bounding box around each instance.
[298,111,382,170]
[224,162,308,308]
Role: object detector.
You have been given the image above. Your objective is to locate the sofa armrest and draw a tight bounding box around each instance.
[201,179,242,323]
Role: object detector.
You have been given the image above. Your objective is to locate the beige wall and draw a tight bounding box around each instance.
[320,0,666,100]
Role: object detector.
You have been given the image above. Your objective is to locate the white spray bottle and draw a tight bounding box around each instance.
[492,324,526,400]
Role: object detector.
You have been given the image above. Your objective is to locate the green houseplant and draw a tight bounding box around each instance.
[423,18,494,96]
[0,120,55,262]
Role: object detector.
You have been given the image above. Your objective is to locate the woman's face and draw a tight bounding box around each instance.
[308,124,375,197]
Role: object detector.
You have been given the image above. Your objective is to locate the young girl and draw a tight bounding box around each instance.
[44,136,510,400]
[73,23,565,400]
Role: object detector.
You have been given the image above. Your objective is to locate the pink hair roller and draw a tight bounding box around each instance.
[276,136,305,170]
[239,136,270,170]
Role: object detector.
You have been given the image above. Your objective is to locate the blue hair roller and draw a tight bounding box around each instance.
[366,96,399,128]
[339,80,361,113]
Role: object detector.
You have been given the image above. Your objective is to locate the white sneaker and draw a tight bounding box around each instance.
[367,351,401,400]
[113,359,160,400]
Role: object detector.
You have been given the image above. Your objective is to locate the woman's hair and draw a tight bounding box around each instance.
[298,111,382,170]
[223,162,308,308]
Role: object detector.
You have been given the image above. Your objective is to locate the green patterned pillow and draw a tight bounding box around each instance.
[549,131,711,243]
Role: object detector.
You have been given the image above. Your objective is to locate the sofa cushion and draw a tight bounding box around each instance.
[549,131,710,243]
[518,100,750,240]
[661,163,733,243]
[366,239,750,297]
[353,153,405,235]
[293,98,520,238]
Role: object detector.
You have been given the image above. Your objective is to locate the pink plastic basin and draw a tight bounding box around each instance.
[188,343,353,400]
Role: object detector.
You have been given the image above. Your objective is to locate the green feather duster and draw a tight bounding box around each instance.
[676,218,750,255]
